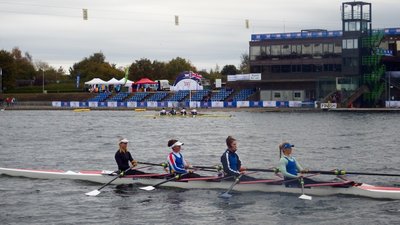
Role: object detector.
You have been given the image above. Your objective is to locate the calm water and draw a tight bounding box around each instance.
[0,110,399,225]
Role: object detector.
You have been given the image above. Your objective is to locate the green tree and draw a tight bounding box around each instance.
[221,65,238,76]
[0,50,17,91]
[128,58,153,81]
[69,52,123,82]
[165,57,196,81]
[239,53,250,73]
[151,60,167,81]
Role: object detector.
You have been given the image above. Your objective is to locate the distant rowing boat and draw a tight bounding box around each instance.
[73,108,91,112]
[143,113,233,119]
[1,167,399,200]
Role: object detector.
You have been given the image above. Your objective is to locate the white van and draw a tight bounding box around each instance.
[155,80,170,91]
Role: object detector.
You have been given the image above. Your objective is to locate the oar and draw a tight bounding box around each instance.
[138,161,168,168]
[298,176,312,200]
[219,174,243,198]
[85,168,131,196]
[139,173,188,191]
[307,169,400,177]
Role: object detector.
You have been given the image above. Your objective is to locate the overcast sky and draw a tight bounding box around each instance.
[1,0,399,74]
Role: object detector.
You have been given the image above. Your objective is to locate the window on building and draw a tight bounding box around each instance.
[281,65,291,73]
[302,64,312,72]
[294,92,301,98]
[302,44,312,56]
[334,43,342,53]
[291,65,301,72]
[271,65,281,73]
[274,92,281,98]
[323,43,334,54]
[250,46,260,60]
[342,39,358,49]
[343,57,359,67]
[271,45,281,56]
[314,64,323,72]
[313,43,322,56]
[261,45,271,56]
[282,45,291,55]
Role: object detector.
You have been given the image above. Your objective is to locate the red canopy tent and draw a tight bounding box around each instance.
[135,78,157,85]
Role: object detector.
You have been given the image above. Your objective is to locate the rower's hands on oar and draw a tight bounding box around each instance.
[239,166,247,174]
[131,160,138,168]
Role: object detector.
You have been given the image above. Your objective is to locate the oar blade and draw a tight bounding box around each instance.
[85,189,101,196]
[139,186,156,191]
[299,194,312,200]
[219,192,233,198]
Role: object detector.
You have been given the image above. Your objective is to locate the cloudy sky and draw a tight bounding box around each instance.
[1,0,399,73]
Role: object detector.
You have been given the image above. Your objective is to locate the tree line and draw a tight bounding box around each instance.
[0,47,249,92]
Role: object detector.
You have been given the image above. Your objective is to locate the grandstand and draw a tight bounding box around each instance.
[128,92,149,102]
[87,92,111,102]
[210,89,234,101]
[231,89,256,101]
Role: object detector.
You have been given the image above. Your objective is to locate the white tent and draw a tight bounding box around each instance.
[118,78,134,87]
[84,78,107,85]
[170,79,203,91]
[107,78,123,85]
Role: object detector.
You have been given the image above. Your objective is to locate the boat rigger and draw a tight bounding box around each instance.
[1,167,400,200]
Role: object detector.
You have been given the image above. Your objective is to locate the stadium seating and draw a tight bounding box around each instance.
[166,90,190,101]
[231,89,256,101]
[210,89,233,101]
[87,92,111,102]
[108,92,129,102]
[128,92,149,102]
[145,92,168,101]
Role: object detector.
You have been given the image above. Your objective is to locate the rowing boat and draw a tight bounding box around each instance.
[1,167,399,200]
[143,113,233,119]
[73,108,91,112]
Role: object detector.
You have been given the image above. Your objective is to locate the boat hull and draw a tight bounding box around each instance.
[1,167,400,200]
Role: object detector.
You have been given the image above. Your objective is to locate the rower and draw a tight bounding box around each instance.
[169,108,177,115]
[278,142,315,187]
[167,139,200,179]
[180,107,187,116]
[114,138,145,176]
[190,108,198,117]
[220,136,255,181]
[160,108,167,116]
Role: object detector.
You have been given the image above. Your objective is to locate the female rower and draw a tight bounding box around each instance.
[167,139,200,179]
[180,107,187,116]
[114,138,145,176]
[220,136,255,181]
[159,108,167,116]
[278,142,315,187]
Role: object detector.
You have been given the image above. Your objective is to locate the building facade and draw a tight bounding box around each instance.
[242,1,400,107]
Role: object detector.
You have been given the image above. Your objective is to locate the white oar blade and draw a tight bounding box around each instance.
[85,189,101,196]
[299,194,312,200]
[219,192,233,198]
[139,186,156,191]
